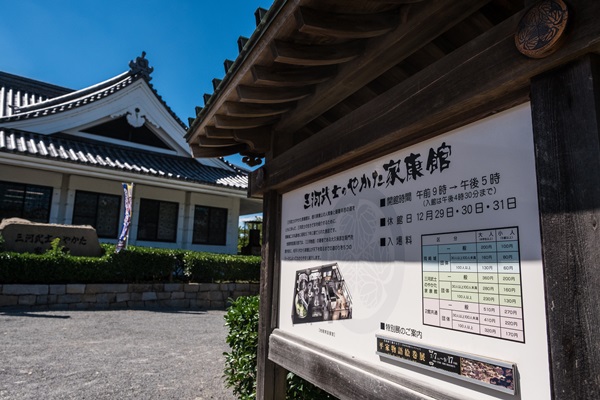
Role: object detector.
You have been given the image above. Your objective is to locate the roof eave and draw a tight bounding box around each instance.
[185,0,289,143]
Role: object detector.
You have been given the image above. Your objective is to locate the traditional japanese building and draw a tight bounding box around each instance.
[0,53,261,254]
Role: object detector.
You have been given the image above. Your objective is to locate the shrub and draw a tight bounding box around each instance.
[0,244,260,284]
[223,295,336,400]
[286,372,337,399]
[223,295,260,399]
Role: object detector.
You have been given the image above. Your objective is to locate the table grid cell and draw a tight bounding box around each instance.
[422,227,524,343]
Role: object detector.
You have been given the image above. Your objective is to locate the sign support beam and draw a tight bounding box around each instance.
[257,191,287,400]
[531,54,600,400]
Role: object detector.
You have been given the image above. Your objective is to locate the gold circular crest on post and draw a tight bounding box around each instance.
[515,0,569,59]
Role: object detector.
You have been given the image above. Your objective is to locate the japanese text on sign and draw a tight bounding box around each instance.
[303,142,452,209]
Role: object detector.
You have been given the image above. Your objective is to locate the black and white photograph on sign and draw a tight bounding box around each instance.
[292,263,353,324]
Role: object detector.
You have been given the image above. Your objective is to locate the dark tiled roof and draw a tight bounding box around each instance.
[0,128,247,189]
[1,73,134,121]
[0,71,74,118]
[0,54,187,129]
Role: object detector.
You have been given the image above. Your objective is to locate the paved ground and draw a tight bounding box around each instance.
[0,309,237,400]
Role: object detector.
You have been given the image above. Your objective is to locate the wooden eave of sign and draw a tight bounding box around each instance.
[249,0,600,198]
[187,0,502,161]
[187,0,598,178]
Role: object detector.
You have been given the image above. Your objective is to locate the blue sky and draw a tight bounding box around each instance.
[0,0,273,169]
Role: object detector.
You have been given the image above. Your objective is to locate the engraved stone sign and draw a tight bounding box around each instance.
[0,218,103,257]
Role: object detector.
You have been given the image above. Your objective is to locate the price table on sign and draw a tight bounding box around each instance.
[422,227,524,342]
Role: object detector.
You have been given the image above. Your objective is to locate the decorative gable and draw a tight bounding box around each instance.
[81,116,172,151]
[0,52,248,175]
[0,70,192,157]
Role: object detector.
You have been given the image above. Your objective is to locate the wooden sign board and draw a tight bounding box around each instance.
[278,105,551,399]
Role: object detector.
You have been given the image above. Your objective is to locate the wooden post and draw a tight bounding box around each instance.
[256,190,287,399]
[531,54,600,400]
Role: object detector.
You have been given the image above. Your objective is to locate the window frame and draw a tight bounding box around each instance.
[137,198,179,243]
[0,181,53,223]
[72,190,122,239]
[192,205,228,246]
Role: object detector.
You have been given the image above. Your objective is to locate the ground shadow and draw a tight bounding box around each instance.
[0,309,71,319]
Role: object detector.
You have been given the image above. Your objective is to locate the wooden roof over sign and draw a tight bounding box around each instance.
[187,0,600,198]
[186,0,525,166]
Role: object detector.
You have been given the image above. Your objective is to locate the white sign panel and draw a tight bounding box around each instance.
[279,104,551,399]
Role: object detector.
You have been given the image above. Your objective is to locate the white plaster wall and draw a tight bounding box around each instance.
[68,175,123,195]
[0,163,244,254]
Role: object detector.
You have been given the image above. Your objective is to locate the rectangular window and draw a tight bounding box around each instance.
[137,198,178,242]
[193,205,228,245]
[0,181,53,223]
[72,191,121,238]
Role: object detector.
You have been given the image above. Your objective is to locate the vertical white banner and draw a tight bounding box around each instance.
[115,182,134,253]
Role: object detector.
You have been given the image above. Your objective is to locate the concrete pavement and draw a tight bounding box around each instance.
[0,309,237,399]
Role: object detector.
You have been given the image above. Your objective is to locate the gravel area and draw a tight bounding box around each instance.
[0,309,237,400]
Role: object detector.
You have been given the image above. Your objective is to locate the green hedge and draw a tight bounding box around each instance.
[224,295,337,400]
[0,243,260,284]
[185,252,261,283]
